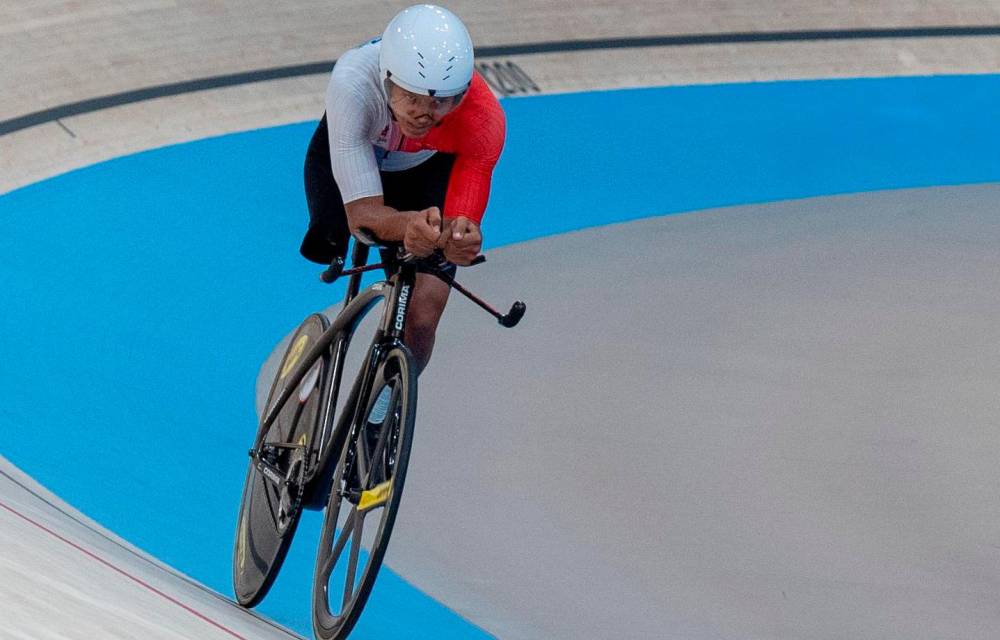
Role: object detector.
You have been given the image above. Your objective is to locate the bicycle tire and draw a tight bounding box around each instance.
[312,344,417,640]
[233,313,330,607]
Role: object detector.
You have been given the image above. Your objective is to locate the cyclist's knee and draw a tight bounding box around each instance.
[409,274,449,331]
[405,274,450,372]
[407,295,445,336]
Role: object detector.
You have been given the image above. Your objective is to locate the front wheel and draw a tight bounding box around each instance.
[312,344,417,640]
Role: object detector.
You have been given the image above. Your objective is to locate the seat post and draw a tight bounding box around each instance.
[344,241,371,305]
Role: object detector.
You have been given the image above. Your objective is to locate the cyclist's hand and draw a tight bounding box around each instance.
[404,207,443,257]
[440,216,482,266]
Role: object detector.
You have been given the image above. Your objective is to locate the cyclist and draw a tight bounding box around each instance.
[301,4,506,377]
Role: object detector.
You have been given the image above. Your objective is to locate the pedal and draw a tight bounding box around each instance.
[358,480,392,512]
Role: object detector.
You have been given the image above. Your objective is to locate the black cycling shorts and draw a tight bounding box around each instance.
[301,114,457,273]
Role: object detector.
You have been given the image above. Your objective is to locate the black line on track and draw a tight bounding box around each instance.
[3,25,1000,137]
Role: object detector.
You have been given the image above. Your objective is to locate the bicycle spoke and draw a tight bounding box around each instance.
[323,489,344,551]
[366,429,388,486]
[342,509,365,609]
[322,509,356,581]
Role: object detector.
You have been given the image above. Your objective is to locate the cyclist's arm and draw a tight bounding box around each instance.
[346,197,442,256]
[325,65,383,206]
[438,83,505,236]
[326,59,438,250]
[441,156,497,226]
[436,105,505,262]
[344,196,412,241]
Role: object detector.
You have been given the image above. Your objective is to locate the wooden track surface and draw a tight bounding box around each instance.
[0,456,306,640]
[2,1,1000,193]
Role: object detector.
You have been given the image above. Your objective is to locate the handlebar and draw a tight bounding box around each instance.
[319,228,525,329]
[319,256,345,284]
[354,226,485,266]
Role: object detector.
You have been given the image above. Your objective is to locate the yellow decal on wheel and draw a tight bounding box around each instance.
[280,334,310,380]
[358,480,392,512]
[237,516,247,571]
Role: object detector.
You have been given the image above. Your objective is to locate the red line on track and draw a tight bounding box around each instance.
[0,499,248,640]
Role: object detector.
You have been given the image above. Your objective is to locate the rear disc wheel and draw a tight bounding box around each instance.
[233,313,329,607]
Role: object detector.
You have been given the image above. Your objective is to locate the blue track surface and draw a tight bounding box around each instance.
[2,74,999,637]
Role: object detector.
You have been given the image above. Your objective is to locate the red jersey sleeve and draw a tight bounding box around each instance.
[443,75,505,223]
[400,73,506,223]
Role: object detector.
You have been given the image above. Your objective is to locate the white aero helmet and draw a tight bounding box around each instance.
[379,4,474,98]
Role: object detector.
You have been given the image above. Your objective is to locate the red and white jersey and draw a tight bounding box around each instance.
[325,39,505,223]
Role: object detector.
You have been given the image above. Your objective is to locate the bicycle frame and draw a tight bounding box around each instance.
[234,230,524,615]
[251,242,418,503]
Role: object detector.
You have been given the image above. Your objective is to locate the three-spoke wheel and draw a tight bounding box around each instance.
[312,345,417,640]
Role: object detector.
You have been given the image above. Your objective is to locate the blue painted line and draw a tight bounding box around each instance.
[2,74,999,637]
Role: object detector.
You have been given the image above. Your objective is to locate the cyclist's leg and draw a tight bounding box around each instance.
[405,272,451,373]
[381,152,457,372]
[302,114,351,265]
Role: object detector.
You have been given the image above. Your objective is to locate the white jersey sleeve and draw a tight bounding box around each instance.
[324,40,436,204]
[324,47,384,203]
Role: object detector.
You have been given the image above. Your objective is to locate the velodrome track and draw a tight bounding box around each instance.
[262,185,1000,638]
[3,2,1000,638]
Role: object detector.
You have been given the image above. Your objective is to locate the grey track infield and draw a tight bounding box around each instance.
[259,183,1000,639]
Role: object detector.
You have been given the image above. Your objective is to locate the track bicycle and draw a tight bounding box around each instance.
[233,229,525,640]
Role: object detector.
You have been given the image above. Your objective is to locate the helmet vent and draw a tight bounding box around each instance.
[418,71,426,78]
[418,61,426,68]
[442,75,451,80]
[417,51,425,59]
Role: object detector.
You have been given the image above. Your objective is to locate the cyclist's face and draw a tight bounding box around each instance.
[387,82,462,138]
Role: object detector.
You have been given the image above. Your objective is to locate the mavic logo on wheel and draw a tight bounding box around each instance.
[395,285,411,332]
[280,334,310,380]
[236,518,248,570]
